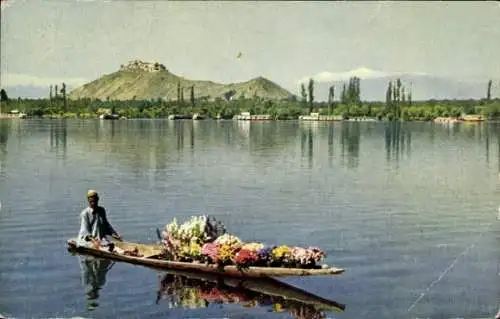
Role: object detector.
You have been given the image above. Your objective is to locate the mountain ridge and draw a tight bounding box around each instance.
[67,60,295,102]
[3,65,498,102]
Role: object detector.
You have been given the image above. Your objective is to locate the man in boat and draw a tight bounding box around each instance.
[78,190,121,248]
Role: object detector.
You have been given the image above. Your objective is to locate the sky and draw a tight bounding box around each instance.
[1,0,500,93]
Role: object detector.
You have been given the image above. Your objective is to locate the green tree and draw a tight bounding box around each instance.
[0,89,8,102]
[341,83,347,105]
[190,85,195,107]
[408,85,412,107]
[394,79,402,119]
[307,78,314,114]
[300,83,307,106]
[386,81,393,112]
[61,83,67,112]
[487,79,492,101]
[396,79,402,103]
[328,85,335,114]
[353,77,361,105]
[177,82,181,103]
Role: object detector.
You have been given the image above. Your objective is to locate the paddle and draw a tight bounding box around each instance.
[156,228,162,241]
[111,233,123,241]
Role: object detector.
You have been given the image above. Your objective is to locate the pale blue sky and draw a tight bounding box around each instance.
[1,0,499,91]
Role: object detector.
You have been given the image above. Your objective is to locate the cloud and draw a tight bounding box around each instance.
[1,73,88,87]
[297,67,427,84]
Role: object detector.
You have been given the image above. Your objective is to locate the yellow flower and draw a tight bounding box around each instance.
[190,242,201,257]
[218,244,237,262]
[180,245,190,257]
[272,245,291,259]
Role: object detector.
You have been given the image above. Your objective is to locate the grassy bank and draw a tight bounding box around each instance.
[1,96,500,121]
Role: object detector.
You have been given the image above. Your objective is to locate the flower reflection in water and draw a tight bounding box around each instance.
[156,272,344,319]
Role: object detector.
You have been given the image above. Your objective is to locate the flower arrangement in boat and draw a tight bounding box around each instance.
[214,233,242,247]
[217,244,237,264]
[160,215,327,269]
[289,246,326,267]
[201,242,220,263]
[163,215,226,245]
[272,245,292,263]
[161,215,226,261]
[178,241,202,260]
[241,242,264,252]
[232,248,260,270]
[256,244,275,264]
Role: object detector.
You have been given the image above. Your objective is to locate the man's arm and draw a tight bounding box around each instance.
[101,208,121,239]
[78,210,91,240]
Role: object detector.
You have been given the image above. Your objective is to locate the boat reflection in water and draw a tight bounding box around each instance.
[71,246,345,317]
[155,270,346,319]
[78,256,115,310]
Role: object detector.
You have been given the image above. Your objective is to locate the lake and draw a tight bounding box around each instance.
[0,119,499,319]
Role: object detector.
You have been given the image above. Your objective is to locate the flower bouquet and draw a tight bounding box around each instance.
[161,215,226,261]
[232,248,260,270]
[289,246,326,268]
[160,215,328,269]
[216,243,240,266]
[271,245,292,267]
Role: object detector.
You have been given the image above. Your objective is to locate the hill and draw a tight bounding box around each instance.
[297,68,498,102]
[68,60,295,102]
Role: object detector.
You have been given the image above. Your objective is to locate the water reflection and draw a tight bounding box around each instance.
[484,124,490,164]
[156,272,345,319]
[340,122,361,169]
[175,120,184,151]
[49,120,68,159]
[299,123,317,169]
[0,120,9,175]
[385,121,411,163]
[78,257,114,310]
[496,124,500,173]
[0,120,9,146]
[249,122,283,153]
[32,120,500,176]
[328,124,334,167]
[190,121,195,150]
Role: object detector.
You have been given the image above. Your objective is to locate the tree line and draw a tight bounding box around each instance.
[0,78,499,120]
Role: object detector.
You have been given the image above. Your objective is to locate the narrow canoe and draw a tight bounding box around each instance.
[157,268,346,312]
[66,238,345,278]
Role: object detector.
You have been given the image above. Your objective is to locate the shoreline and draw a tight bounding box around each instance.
[0,113,490,124]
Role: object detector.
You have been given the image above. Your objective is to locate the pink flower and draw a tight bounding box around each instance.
[201,242,221,263]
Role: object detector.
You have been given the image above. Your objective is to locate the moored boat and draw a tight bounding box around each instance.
[67,238,345,278]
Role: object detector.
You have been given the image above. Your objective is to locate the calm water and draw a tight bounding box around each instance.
[0,119,499,319]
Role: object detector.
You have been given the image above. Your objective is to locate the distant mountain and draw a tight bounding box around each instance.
[68,60,294,102]
[297,68,498,102]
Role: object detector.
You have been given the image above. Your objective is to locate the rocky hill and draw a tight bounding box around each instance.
[68,60,294,102]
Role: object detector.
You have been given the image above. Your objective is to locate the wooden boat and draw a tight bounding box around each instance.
[67,238,345,278]
[156,268,346,313]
